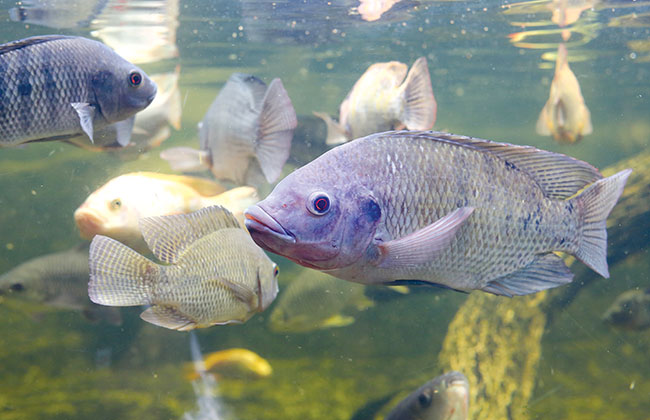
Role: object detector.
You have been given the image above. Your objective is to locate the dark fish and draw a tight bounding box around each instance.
[161,73,296,185]
[88,206,279,331]
[245,131,631,296]
[0,245,121,324]
[385,371,469,420]
[602,288,650,331]
[9,0,109,29]
[0,35,157,147]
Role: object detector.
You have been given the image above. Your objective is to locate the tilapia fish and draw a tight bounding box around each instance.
[602,288,650,331]
[0,244,120,324]
[0,35,157,147]
[269,268,373,333]
[536,43,592,143]
[88,206,279,331]
[161,73,297,186]
[74,171,258,252]
[314,57,436,145]
[385,371,469,420]
[245,131,631,297]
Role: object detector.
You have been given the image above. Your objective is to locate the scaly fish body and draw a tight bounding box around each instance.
[385,371,469,420]
[0,245,120,324]
[74,172,258,252]
[314,57,436,145]
[0,35,156,147]
[89,206,279,331]
[269,268,372,333]
[245,131,631,296]
[536,43,592,143]
[160,73,297,185]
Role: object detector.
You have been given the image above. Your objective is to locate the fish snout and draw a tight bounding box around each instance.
[74,208,104,239]
[244,205,295,244]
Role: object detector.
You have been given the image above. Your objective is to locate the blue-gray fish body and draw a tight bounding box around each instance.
[245,131,632,296]
[0,35,156,147]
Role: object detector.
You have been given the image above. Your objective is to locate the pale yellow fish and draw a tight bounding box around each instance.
[88,206,279,331]
[357,0,402,22]
[184,348,272,381]
[536,43,592,143]
[314,57,436,145]
[548,0,598,27]
[74,172,258,253]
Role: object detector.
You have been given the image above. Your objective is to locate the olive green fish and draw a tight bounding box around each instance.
[0,35,156,147]
[0,244,121,324]
[88,206,279,331]
[246,131,632,296]
[269,268,373,333]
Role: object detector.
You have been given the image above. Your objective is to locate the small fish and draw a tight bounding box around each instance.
[0,245,121,325]
[9,0,109,29]
[90,0,180,64]
[184,348,272,381]
[74,172,258,253]
[385,371,469,420]
[269,268,373,333]
[314,57,436,145]
[357,0,403,22]
[602,288,650,331]
[161,73,297,185]
[536,43,592,143]
[88,206,279,331]
[0,35,156,148]
[67,67,182,152]
[245,131,631,296]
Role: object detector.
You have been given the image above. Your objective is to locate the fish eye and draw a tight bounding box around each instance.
[110,199,122,210]
[273,265,280,277]
[10,283,24,292]
[128,71,142,87]
[307,192,331,216]
[418,391,432,408]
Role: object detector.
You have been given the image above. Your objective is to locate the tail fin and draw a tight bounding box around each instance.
[88,235,160,306]
[160,147,211,172]
[400,57,437,130]
[313,111,348,145]
[255,78,297,183]
[573,169,632,278]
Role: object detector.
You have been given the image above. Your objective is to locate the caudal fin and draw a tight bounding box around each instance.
[160,147,211,172]
[256,78,297,183]
[573,169,632,278]
[400,57,437,130]
[88,235,160,306]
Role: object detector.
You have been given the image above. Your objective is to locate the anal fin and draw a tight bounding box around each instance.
[481,253,573,297]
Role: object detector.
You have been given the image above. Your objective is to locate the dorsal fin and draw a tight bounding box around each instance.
[0,35,77,56]
[139,206,241,264]
[389,131,603,199]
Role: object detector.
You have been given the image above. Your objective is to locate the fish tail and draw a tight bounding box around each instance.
[400,57,437,130]
[573,169,632,278]
[159,147,211,172]
[312,111,348,145]
[88,235,160,306]
[255,78,297,183]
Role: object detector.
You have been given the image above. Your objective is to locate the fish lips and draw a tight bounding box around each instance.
[244,205,296,249]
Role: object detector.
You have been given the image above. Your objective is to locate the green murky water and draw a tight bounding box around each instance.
[0,1,649,419]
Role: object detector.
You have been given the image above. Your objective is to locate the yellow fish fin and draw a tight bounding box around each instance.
[352,293,375,311]
[386,285,410,294]
[139,206,240,263]
[321,314,356,328]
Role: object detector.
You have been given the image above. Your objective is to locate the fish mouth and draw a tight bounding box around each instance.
[244,205,295,244]
[74,208,104,239]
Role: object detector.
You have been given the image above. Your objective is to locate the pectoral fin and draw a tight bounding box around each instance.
[71,102,96,143]
[221,278,257,311]
[141,305,194,331]
[376,207,474,268]
[113,117,135,147]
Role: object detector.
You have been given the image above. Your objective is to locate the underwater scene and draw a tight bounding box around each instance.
[0,0,649,419]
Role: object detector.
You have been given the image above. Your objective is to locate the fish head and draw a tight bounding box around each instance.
[257,261,280,311]
[74,175,144,242]
[92,62,158,124]
[0,273,47,305]
[244,170,381,271]
[269,305,313,333]
[602,291,641,327]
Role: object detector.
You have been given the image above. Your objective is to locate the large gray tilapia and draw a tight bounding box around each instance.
[0,244,121,324]
[245,131,632,297]
[160,73,296,185]
[88,206,279,331]
[0,35,157,147]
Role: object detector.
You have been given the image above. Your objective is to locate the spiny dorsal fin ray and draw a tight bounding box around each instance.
[139,205,241,264]
[385,130,603,200]
[0,35,78,55]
